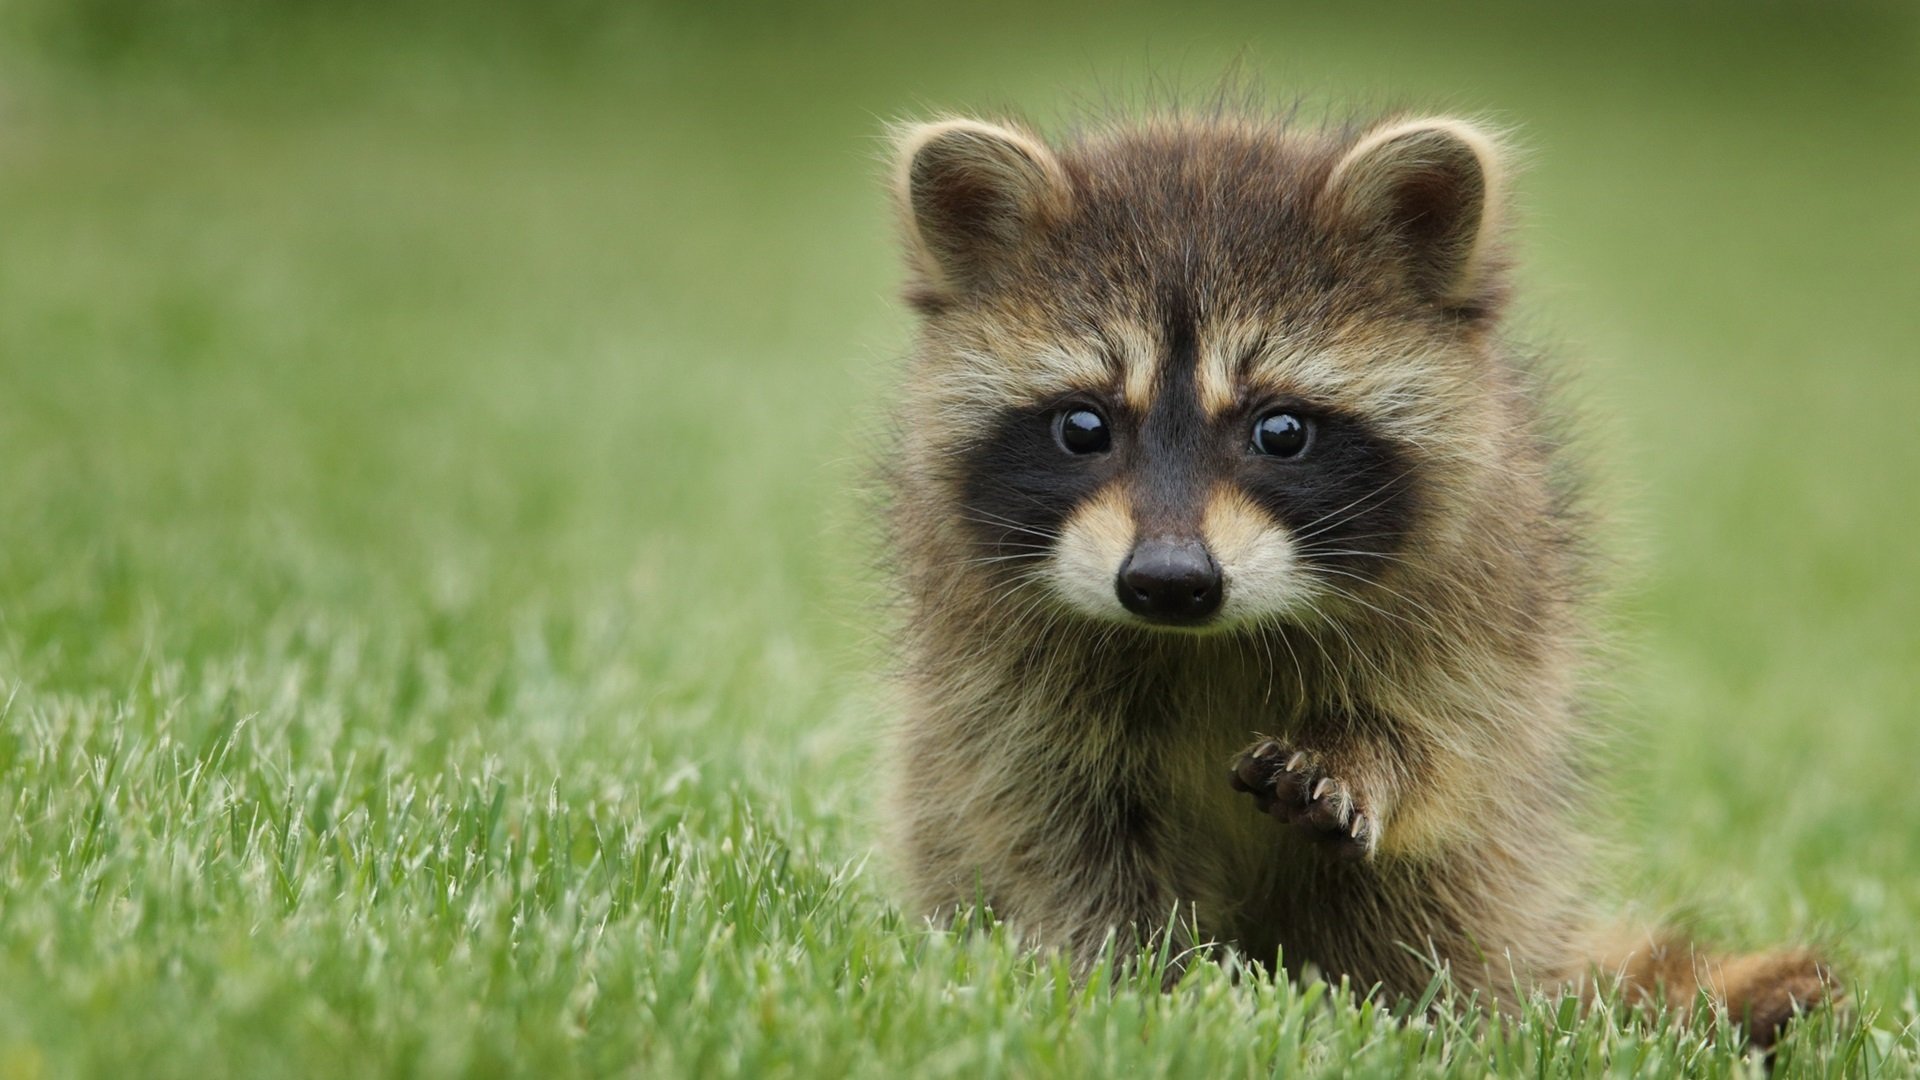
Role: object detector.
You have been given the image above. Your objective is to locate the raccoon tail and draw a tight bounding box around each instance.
[1590,925,1840,1050]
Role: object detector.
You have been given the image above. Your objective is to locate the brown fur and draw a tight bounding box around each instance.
[877,107,1834,1049]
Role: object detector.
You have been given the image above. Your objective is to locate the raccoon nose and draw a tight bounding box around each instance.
[1116,538,1224,624]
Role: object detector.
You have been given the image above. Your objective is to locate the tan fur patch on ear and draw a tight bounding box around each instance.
[1045,486,1135,619]
[1325,116,1508,306]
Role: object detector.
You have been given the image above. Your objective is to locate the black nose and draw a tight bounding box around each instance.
[1116,538,1223,624]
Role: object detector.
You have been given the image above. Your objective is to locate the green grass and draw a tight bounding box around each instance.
[1,2,1917,1075]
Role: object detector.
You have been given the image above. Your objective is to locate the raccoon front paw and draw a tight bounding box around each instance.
[1229,740,1377,859]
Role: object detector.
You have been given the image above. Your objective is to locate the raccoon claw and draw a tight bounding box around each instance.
[1229,740,1376,859]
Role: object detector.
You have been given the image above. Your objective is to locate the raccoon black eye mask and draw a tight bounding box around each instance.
[1053,405,1312,459]
[879,110,1835,1048]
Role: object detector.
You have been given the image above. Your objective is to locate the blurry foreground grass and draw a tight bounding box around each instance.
[0,2,1917,1075]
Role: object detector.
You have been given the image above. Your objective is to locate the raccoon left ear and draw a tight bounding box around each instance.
[1323,117,1507,315]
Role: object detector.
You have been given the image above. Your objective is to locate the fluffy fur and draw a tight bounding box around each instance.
[877,107,1832,1048]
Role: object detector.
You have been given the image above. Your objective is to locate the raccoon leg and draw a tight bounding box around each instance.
[1244,845,1556,1008]
[1228,739,1380,859]
[893,753,1201,979]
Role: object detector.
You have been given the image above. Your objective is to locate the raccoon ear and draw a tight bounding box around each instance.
[893,118,1068,303]
[1324,118,1506,314]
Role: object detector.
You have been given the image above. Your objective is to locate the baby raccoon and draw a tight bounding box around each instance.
[878,108,1833,1046]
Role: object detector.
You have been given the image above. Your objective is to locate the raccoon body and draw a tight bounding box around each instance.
[879,109,1830,1045]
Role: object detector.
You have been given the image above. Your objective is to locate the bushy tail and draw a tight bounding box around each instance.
[1593,927,1839,1049]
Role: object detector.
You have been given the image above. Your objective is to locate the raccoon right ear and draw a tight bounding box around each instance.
[892,118,1068,305]
[1323,117,1508,316]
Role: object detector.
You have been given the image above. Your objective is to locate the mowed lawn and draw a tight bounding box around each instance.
[0,3,1916,1076]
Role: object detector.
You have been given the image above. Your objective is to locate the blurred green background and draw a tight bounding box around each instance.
[0,1,1915,1075]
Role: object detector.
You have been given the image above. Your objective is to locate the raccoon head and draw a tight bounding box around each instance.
[890,114,1511,632]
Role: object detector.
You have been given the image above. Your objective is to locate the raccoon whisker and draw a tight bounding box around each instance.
[1310,576,1446,643]
[1296,544,1408,558]
[967,481,1076,516]
[1301,471,1417,540]
[968,533,1060,557]
[970,558,1040,596]
[965,553,1053,569]
[961,538,1056,556]
[1084,620,1117,660]
[1309,600,1398,690]
[960,518,1060,544]
[959,512,1062,544]
[1279,603,1357,707]
[1313,556,1534,628]
[1298,532,1407,546]
[988,590,1042,637]
[980,605,1050,662]
[990,581,1065,642]
[1018,608,1094,682]
[1306,548,1551,628]
[981,570,1052,613]
[1263,622,1308,701]
[1306,566,1453,638]
[1290,469,1414,537]
[962,534,1054,549]
[1289,469,1419,546]
[956,503,1052,526]
[1242,620,1290,707]
[1296,547,1418,568]
[961,553,1052,568]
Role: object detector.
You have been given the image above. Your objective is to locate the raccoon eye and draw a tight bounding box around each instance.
[1251,411,1312,458]
[1053,408,1111,455]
